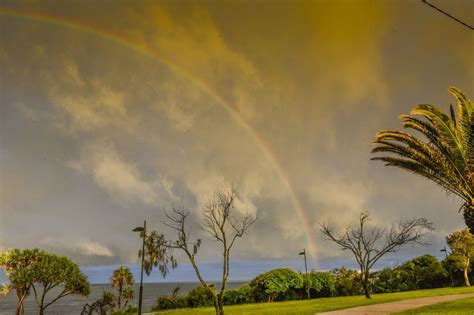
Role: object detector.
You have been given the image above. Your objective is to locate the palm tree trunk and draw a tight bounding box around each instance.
[463,204,474,233]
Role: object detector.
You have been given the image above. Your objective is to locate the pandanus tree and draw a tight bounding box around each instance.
[110,266,135,311]
[371,87,473,230]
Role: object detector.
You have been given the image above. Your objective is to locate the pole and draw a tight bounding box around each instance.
[303,249,309,300]
[442,246,455,287]
[138,220,146,315]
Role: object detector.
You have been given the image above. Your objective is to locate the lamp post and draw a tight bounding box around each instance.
[133,220,146,315]
[441,246,455,287]
[298,248,310,300]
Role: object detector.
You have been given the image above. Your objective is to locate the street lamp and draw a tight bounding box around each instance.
[133,220,146,315]
[298,248,310,300]
[441,246,455,287]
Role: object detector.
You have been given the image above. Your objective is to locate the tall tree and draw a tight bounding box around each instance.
[145,184,257,315]
[371,87,473,230]
[321,211,433,298]
[446,228,474,287]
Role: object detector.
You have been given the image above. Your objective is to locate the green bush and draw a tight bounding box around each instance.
[249,268,304,302]
[153,296,187,310]
[330,267,363,296]
[304,271,334,298]
[373,255,449,293]
[185,284,215,308]
[223,284,254,305]
[400,255,448,289]
[373,268,410,293]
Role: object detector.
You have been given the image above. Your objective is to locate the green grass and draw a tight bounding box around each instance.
[151,287,474,315]
[395,297,474,314]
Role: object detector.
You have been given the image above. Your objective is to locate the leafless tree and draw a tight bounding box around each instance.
[320,211,433,298]
[163,184,257,315]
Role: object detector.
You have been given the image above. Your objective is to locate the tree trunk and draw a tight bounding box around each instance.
[362,272,371,299]
[217,294,224,315]
[16,302,24,315]
[15,289,25,315]
[212,294,224,315]
[464,267,471,287]
[463,204,474,233]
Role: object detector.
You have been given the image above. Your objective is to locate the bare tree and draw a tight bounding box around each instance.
[159,185,256,315]
[320,211,433,298]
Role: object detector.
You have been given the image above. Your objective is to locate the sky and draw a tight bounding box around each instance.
[0,0,473,282]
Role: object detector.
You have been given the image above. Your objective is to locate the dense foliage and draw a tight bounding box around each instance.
[304,272,334,298]
[0,248,90,315]
[330,267,363,296]
[223,284,253,305]
[447,228,474,286]
[373,255,448,293]
[153,269,336,310]
[249,268,304,302]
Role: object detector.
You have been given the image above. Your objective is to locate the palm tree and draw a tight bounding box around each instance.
[371,87,473,230]
[111,265,135,311]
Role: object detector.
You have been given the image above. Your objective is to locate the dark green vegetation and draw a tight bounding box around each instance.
[152,287,474,315]
[153,269,333,311]
[447,228,474,287]
[372,87,474,231]
[0,248,90,315]
[81,265,137,314]
[152,253,473,311]
[395,297,474,314]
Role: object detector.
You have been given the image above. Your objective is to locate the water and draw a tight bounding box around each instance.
[0,282,246,314]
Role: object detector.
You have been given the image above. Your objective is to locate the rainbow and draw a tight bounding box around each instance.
[0,7,318,260]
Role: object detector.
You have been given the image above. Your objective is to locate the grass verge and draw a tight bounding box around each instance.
[394,297,474,314]
[151,286,474,315]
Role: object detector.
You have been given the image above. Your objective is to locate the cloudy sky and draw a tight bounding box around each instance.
[0,0,473,281]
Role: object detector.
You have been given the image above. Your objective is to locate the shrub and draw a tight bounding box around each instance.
[398,255,448,289]
[249,268,304,302]
[223,284,254,305]
[373,268,410,293]
[185,284,215,308]
[330,267,363,296]
[153,296,187,310]
[374,255,449,293]
[304,271,334,298]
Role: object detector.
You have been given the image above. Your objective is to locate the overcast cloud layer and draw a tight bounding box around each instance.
[0,0,473,271]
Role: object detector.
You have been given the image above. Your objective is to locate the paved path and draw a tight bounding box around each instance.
[317,293,474,315]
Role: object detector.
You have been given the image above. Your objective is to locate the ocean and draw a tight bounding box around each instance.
[0,282,246,315]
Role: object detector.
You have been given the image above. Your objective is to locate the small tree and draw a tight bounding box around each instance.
[0,249,90,315]
[0,248,42,315]
[30,251,90,315]
[145,184,257,315]
[321,211,433,298]
[447,228,474,287]
[81,291,115,315]
[111,265,135,311]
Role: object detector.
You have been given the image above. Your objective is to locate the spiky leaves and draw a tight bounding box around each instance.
[371,87,474,230]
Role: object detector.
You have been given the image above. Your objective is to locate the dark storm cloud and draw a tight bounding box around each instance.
[0,0,473,267]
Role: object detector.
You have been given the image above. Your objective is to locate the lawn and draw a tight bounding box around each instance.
[151,287,474,315]
[395,297,474,314]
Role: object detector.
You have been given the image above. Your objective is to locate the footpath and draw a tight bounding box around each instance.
[317,293,474,314]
